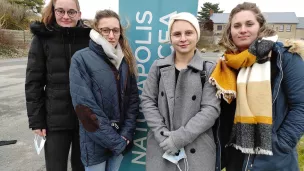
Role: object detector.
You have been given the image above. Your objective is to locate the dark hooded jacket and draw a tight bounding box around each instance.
[25,21,90,130]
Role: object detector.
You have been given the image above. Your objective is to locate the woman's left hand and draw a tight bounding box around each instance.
[249,38,275,63]
[159,131,179,155]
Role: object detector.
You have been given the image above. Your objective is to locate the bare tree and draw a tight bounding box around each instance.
[0,0,33,29]
[0,15,5,29]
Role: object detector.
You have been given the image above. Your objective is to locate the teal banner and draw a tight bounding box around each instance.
[119,1,198,170]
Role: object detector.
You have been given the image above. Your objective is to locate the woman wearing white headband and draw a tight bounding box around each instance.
[141,12,221,171]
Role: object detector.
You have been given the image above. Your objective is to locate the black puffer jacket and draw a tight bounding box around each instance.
[25,21,90,130]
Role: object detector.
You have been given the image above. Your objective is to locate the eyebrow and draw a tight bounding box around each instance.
[234,20,255,24]
[172,30,194,32]
[55,7,77,11]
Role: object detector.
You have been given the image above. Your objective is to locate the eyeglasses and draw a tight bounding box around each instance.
[54,8,78,18]
[99,27,121,36]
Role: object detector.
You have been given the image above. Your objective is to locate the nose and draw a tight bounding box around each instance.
[240,25,247,34]
[180,33,187,41]
[63,12,69,19]
[108,30,114,39]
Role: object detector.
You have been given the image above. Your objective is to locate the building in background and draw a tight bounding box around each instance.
[210,12,304,41]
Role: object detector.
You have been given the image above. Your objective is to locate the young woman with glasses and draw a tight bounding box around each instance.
[25,0,90,170]
[69,9,139,171]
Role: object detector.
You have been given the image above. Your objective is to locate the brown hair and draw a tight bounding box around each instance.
[41,0,81,25]
[93,10,138,76]
[218,2,276,53]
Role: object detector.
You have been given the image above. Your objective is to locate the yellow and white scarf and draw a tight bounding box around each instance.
[209,39,274,155]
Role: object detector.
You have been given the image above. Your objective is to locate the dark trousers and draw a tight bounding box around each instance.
[225,146,245,171]
[44,130,84,171]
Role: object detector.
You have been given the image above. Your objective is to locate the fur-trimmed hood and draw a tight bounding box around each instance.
[283,39,304,59]
[30,20,90,37]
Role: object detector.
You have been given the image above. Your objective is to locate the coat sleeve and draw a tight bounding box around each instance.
[69,53,126,156]
[170,62,221,149]
[277,52,304,152]
[119,74,140,142]
[141,60,170,144]
[25,36,47,130]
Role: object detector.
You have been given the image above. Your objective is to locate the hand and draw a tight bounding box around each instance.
[121,136,130,145]
[248,38,275,64]
[33,129,46,137]
[159,131,179,155]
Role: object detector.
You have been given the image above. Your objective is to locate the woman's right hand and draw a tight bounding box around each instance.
[33,129,46,137]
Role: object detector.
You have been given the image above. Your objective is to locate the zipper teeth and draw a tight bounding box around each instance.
[217,119,221,170]
[245,154,251,170]
[272,50,283,104]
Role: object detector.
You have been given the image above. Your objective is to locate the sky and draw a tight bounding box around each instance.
[45,0,304,19]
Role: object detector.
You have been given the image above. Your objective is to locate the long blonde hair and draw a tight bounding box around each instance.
[218,2,276,53]
[93,10,138,76]
[41,0,81,25]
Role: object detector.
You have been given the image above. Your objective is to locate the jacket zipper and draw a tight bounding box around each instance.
[272,50,283,104]
[69,44,72,64]
[107,59,124,124]
[244,154,251,171]
[216,119,221,170]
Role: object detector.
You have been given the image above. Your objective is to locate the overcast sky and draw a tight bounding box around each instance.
[45,0,304,19]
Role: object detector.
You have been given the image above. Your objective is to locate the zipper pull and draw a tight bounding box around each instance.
[117,74,120,80]
[111,123,119,130]
[114,123,119,129]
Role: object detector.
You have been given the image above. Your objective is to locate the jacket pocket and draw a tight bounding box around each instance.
[204,130,216,150]
[252,134,292,170]
[82,141,94,164]
[274,133,293,154]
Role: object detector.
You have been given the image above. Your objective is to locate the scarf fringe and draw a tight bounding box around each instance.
[229,144,273,156]
[209,77,236,103]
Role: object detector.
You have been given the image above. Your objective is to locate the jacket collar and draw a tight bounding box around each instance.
[156,49,204,71]
[90,29,123,69]
[30,20,90,37]
[89,39,106,57]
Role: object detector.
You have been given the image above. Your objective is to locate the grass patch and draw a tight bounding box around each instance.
[0,44,28,59]
[298,136,304,170]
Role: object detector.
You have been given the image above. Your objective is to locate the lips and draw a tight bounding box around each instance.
[62,21,72,24]
[179,44,189,48]
[238,36,249,39]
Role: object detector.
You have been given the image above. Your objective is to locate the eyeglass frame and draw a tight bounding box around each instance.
[54,8,79,18]
[98,27,121,36]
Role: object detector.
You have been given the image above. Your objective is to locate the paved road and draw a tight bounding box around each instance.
[0,58,47,171]
[0,54,219,171]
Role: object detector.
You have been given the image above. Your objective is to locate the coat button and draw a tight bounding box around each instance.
[192,95,196,101]
[190,148,196,153]
[160,131,164,136]
[161,91,164,96]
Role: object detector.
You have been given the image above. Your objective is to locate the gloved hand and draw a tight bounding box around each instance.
[248,38,275,64]
[159,131,179,155]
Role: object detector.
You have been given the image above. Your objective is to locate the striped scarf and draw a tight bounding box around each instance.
[210,48,273,155]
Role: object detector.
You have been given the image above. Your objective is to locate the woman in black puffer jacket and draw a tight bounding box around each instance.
[25,0,90,170]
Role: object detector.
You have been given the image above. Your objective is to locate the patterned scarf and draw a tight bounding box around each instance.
[209,38,275,155]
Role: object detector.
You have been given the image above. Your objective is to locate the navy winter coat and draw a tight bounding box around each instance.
[222,42,304,171]
[69,40,139,166]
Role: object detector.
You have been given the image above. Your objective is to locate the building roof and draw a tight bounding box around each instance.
[211,12,299,24]
[210,13,229,24]
[297,17,304,29]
